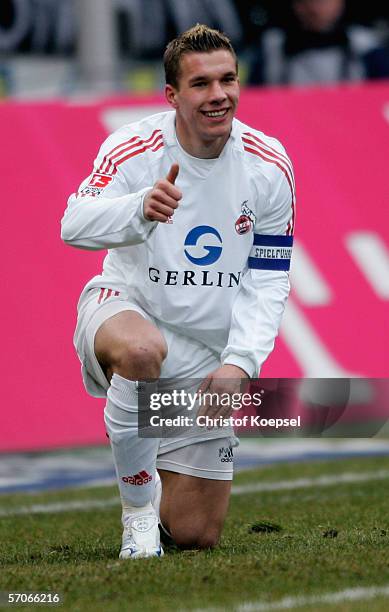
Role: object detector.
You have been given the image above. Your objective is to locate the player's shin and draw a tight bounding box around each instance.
[104,373,159,512]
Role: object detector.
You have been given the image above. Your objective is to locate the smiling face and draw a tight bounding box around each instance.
[165,50,240,158]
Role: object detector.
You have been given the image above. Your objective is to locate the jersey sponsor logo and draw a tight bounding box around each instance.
[121,470,153,485]
[248,234,294,271]
[148,267,241,287]
[80,173,113,197]
[184,226,223,266]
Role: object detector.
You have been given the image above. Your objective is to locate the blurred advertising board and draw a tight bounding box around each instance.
[1,81,388,450]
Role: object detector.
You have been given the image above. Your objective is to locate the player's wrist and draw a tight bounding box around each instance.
[139,188,154,221]
[220,364,249,378]
[222,355,256,379]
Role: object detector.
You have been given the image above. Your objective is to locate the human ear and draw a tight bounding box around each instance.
[165,85,178,108]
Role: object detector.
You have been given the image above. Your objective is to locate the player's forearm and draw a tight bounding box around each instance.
[221,270,290,377]
[61,188,157,250]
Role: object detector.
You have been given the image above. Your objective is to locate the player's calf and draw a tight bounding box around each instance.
[158,469,231,551]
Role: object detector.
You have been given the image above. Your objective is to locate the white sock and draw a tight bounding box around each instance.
[152,471,162,518]
[104,373,159,511]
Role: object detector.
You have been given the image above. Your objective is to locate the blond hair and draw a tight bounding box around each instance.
[164,24,237,88]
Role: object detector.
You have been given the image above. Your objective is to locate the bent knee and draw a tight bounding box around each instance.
[99,335,167,379]
[124,337,167,366]
[116,338,167,377]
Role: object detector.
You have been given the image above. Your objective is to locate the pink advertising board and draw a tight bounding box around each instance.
[1,81,389,450]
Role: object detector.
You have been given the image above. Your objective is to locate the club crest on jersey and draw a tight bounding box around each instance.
[235,215,252,235]
[235,200,256,235]
[81,173,113,197]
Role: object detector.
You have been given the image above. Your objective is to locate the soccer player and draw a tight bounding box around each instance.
[61,24,295,558]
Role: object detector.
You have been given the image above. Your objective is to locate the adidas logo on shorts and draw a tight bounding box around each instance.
[121,470,153,485]
[219,447,233,463]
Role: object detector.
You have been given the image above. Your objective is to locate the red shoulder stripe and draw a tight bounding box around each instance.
[243,142,295,235]
[243,132,293,172]
[98,129,162,174]
[113,135,164,172]
[242,134,295,189]
[98,135,145,174]
[106,130,163,174]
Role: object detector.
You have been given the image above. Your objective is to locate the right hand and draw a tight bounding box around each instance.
[143,163,182,222]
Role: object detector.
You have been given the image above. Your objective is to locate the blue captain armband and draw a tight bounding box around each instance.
[248,234,293,271]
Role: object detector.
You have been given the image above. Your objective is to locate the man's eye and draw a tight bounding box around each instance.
[193,82,206,87]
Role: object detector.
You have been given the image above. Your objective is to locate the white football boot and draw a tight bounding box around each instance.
[120,510,163,559]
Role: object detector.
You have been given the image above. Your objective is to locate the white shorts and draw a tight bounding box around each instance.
[74,287,238,462]
[157,437,234,481]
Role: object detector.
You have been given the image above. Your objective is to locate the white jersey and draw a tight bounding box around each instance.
[61,111,296,377]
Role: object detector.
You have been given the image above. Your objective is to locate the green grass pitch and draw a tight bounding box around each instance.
[1,455,389,611]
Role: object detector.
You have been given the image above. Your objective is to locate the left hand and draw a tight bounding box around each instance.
[197,364,249,422]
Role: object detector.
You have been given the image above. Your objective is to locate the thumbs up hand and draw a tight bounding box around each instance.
[143,163,182,222]
[165,163,179,186]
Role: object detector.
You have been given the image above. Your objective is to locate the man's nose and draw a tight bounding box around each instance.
[209,81,227,102]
